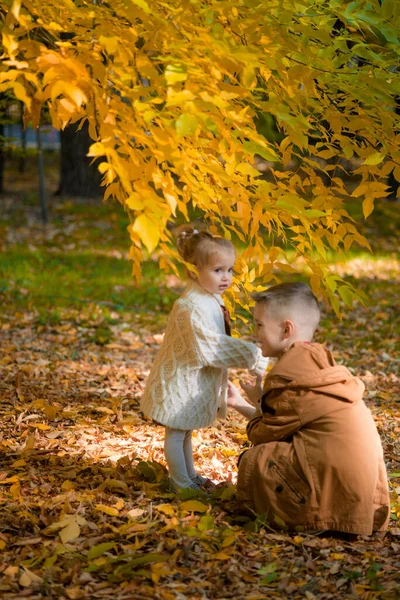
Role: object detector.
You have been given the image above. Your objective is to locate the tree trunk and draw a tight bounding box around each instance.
[57,120,102,198]
[0,124,4,194]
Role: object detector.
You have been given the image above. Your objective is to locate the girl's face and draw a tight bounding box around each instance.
[196,249,235,295]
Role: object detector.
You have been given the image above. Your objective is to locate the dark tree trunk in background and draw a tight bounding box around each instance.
[0,124,4,194]
[57,120,102,198]
[387,99,400,201]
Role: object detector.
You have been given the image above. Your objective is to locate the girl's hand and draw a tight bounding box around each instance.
[239,375,263,407]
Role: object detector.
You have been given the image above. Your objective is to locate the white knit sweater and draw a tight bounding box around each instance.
[140,281,269,430]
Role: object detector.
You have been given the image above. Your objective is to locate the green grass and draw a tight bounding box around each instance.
[0,248,179,316]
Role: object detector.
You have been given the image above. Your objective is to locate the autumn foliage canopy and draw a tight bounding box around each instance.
[1,0,399,311]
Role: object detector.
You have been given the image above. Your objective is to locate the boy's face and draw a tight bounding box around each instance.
[253,303,288,357]
[197,249,235,296]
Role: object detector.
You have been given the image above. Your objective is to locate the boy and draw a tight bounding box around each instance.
[228,283,390,535]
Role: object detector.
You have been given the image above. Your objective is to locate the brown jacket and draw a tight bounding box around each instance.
[236,343,390,534]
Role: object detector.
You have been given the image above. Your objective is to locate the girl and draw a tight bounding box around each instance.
[140,226,268,490]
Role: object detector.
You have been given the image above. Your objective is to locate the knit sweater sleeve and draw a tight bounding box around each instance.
[178,302,268,375]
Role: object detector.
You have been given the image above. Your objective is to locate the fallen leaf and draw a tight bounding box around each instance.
[95,504,119,517]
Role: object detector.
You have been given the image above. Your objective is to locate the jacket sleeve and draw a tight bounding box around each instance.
[177,303,268,375]
[246,392,301,445]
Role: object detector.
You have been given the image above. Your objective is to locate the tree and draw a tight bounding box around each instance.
[57,120,102,198]
[1,0,399,312]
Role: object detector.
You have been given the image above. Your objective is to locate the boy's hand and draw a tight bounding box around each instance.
[240,375,263,407]
[227,381,243,408]
[227,380,257,420]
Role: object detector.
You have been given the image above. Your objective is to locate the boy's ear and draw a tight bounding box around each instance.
[283,319,295,339]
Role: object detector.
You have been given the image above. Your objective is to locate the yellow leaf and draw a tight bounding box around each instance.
[363,152,385,166]
[19,572,32,587]
[11,0,21,20]
[51,81,87,107]
[95,504,120,517]
[351,183,368,197]
[42,405,58,419]
[61,480,74,491]
[12,81,31,109]
[0,539,6,550]
[29,423,51,430]
[12,459,26,467]
[180,500,209,513]
[66,587,83,600]
[164,192,177,216]
[22,434,35,453]
[127,508,145,519]
[19,568,42,586]
[362,197,374,219]
[125,193,145,210]
[212,552,232,560]
[115,499,125,510]
[151,127,172,146]
[132,214,160,253]
[87,142,105,157]
[0,476,19,484]
[59,519,80,544]
[98,162,110,174]
[10,483,21,498]
[2,32,19,57]
[155,504,175,516]
[221,534,236,547]
[98,35,118,55]
[236,163,260,177]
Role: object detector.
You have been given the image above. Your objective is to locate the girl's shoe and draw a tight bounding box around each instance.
[170,478,203,493]
[190,474,208,486]
[191,474,217,492]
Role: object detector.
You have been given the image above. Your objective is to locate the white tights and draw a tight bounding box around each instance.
[164,427,199,488]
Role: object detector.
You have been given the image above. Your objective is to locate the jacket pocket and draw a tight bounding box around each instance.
[269,457,311,505]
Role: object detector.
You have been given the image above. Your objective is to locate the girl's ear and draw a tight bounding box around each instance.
[283,319,295,339]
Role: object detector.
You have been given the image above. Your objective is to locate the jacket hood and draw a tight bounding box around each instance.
[263,343,364,404]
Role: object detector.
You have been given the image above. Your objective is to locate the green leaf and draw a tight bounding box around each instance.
[303,209,326,218]
[165,64,187,85]
[88,542,116,560]
[338,285,355,306]
[219,485,236,501]
[243,141,279,162]
[176,113,198,136]
[132,0,150,13]
[180,500,209,512]
[242,65,256,87]
[198,515,214,531]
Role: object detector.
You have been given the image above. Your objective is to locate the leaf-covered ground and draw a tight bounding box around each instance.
[0,180,399,599]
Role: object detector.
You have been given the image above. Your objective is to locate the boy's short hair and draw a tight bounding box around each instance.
[253,282,321,335]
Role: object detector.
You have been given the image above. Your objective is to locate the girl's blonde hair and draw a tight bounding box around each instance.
[174,225,234,268]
